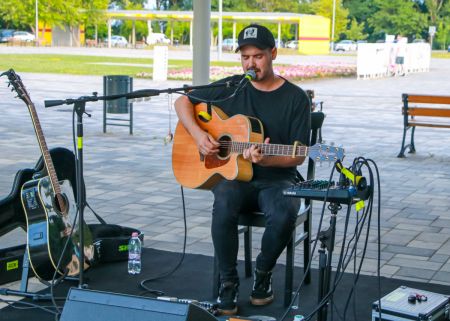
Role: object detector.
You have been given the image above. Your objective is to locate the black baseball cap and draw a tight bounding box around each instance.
[235,24,275,52]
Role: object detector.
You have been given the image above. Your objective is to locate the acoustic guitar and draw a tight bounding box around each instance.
[2,69,94,280]
[172,103,345,189]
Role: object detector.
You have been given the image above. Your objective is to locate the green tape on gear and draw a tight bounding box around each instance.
[198,111,212,121]
[355,200,365,211]
[6,260,19,271]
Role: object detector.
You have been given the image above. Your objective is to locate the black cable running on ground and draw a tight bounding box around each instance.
[0,297,62,315]
[139,185,188,297]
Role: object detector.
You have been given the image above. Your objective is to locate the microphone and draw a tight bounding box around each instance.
[335,160,367,191]
[238,69,256,86]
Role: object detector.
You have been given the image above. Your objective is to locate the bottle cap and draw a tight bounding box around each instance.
[131,232,139,237]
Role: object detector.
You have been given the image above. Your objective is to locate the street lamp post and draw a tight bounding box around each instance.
[331,0,336,52]
[217,0,222,60]
[35,0,39,45]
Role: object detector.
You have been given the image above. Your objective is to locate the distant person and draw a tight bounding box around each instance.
[174,24,311,315]
[395,35,407,76]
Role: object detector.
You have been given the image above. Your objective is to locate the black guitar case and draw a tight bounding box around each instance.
[0,147,77,237]
[0,147,141,274]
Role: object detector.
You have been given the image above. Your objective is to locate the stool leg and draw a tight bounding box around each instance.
[304,208,312,284]
[212,253,220,299]
[284,235,294,307]
[244,226,252,277]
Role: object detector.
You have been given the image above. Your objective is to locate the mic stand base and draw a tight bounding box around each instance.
[0,288,55,301]
[316,202,342,321]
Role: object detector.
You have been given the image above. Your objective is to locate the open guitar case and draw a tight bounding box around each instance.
[41,147,144,264]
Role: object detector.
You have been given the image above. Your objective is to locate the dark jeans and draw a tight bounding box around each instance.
[211,178,300,283]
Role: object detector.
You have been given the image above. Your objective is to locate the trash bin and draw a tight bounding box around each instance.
[103,75,133,134]
[104,75,132,114]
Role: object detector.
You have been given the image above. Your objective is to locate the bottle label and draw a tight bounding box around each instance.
[129,253,140,260]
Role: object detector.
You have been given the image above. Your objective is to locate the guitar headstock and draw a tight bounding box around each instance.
[1,69,31,105]
[309,143,345,163]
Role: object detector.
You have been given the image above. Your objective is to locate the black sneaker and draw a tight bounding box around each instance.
[250,269,274,306]
[217,281,238,315]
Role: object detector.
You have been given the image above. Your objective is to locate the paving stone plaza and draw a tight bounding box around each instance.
[0,47,449,295]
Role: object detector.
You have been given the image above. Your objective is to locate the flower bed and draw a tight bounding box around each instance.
[167,63,356,81]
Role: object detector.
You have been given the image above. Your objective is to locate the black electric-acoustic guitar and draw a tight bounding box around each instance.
[2,69,94,280]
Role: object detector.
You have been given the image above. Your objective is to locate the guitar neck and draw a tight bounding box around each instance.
[5,69,67,211]
[231,142,309,157]
[27,101,61,195]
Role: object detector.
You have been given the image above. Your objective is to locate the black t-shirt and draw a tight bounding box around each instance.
[188,74,311,181]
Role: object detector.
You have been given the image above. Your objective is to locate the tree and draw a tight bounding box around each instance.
[112,0,147,7]
[0,0,35,31]
[343,0,376,40]
[425,0,446,25]
[252,0,300,12]
[344,18,367,40]
[310,0,350,41]
[83,0,109,41]
[344,0,375,23]
[430,0,450,49]
[368,0,427,41]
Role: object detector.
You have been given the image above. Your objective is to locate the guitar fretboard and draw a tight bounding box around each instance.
[229,142,308,157]
[28,103,61,195]
[5,69,62,197]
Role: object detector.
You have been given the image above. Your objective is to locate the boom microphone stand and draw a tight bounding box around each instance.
[44,80,242,289]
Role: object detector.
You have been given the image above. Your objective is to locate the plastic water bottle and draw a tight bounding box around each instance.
[128,232,141,274]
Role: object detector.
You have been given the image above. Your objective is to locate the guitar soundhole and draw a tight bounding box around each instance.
[53,193,69,215]
[218,135,232,159]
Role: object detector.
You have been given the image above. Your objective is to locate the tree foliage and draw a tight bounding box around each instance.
[434,0,450,49]
[367,0,428,40]
[0,0,108,34]
[1,0,449,48]
[345,18,367,41]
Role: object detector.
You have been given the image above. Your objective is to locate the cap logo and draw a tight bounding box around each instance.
[243,27,258,39]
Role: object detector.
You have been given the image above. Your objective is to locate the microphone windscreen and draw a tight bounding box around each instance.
[246,69,256,80]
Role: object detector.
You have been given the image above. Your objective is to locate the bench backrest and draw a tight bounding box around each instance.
[402,94,450,118]
[403,94,450,105]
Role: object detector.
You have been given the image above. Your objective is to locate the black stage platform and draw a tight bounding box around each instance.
[1,248,449,321]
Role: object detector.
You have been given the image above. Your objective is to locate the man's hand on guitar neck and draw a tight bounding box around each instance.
[243,137,270,164]
[243,137,306,168]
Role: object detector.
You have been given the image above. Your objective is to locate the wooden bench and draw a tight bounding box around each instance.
[398,94,450,157]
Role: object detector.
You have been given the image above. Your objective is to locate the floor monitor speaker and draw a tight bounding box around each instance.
[60,288,218,321]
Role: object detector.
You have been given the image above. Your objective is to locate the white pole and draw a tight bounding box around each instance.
[277,22,281,48]
[35,0,38,45]
[331,0,336,52]
[192,0,211,85]
[217,0,222,60]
